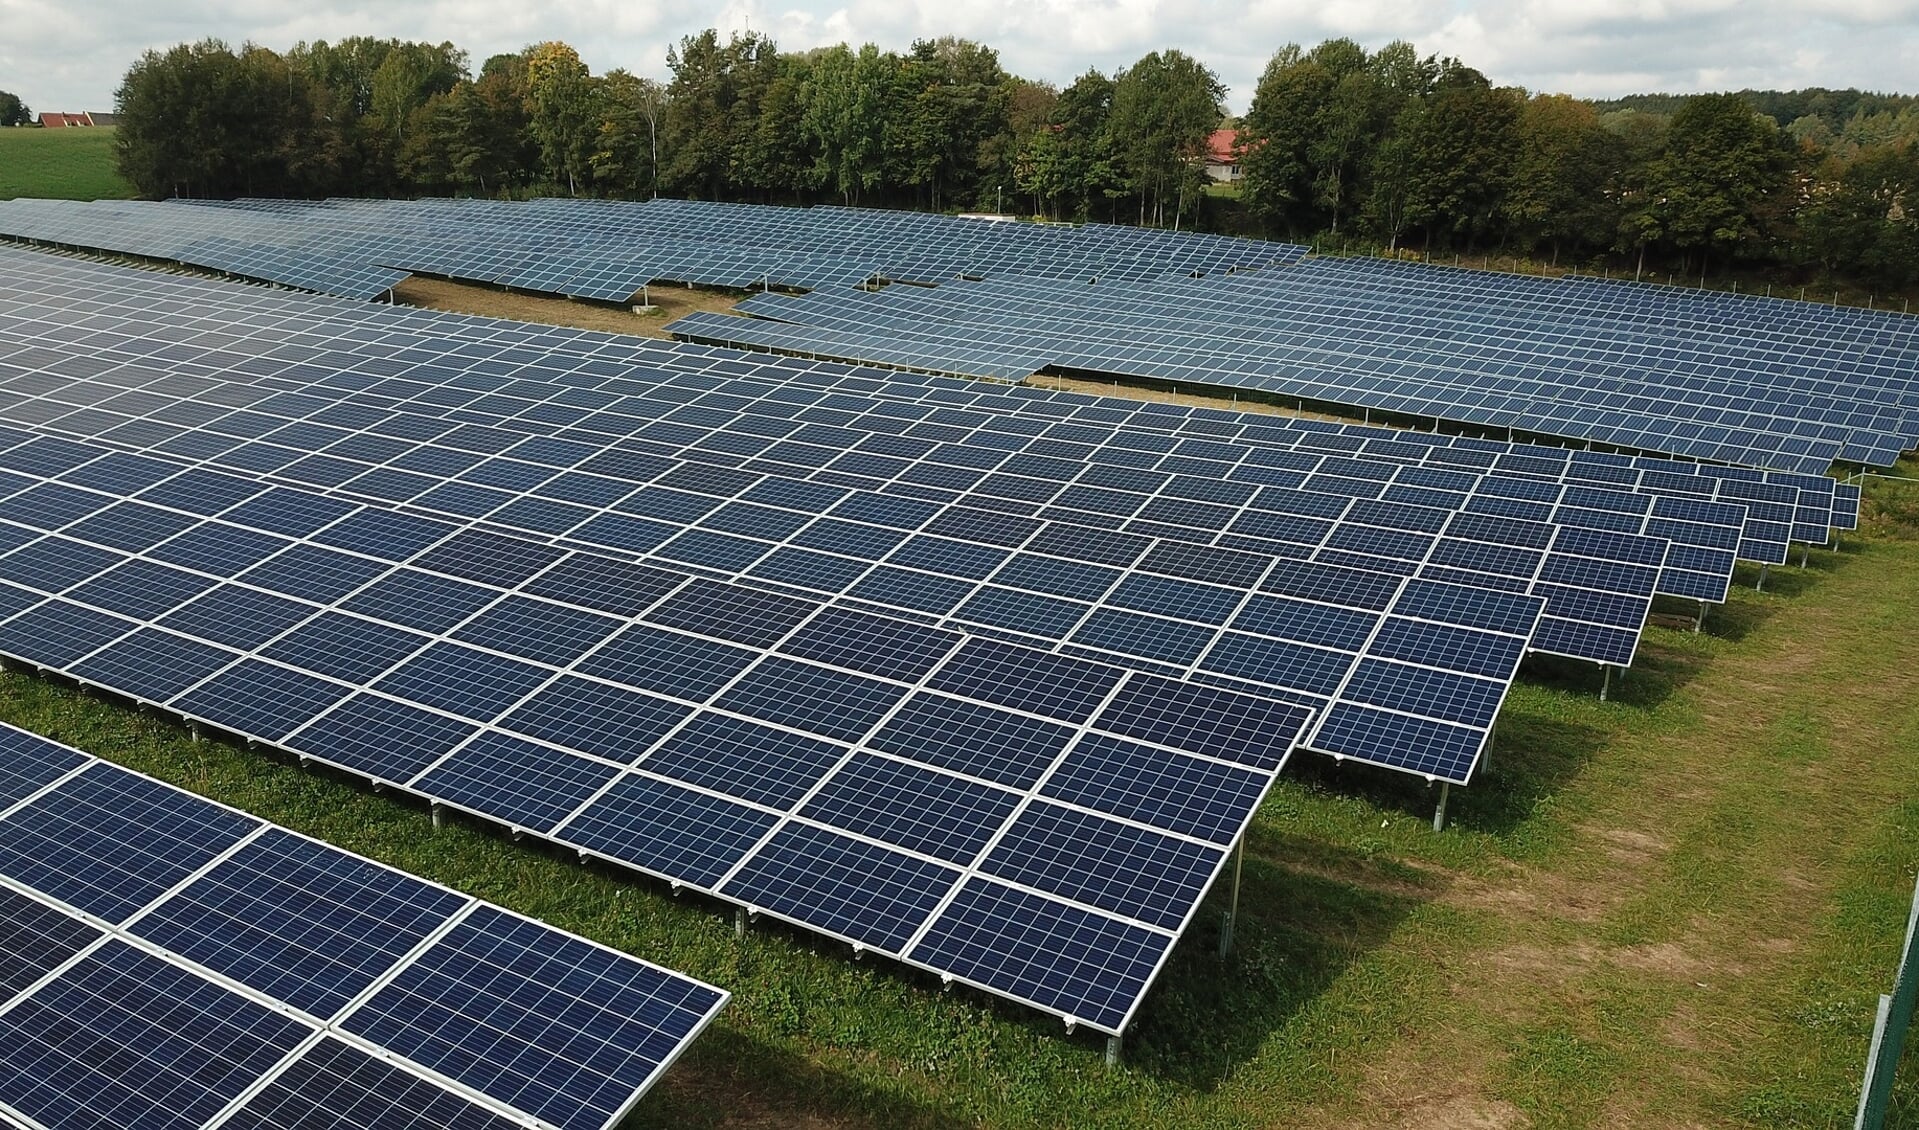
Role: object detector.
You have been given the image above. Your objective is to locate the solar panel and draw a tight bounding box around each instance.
[0,723,727,1130]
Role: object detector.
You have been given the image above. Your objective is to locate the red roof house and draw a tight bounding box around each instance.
[1205,129,1243,183]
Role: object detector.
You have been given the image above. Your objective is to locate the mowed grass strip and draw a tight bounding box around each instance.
[0,127,134,200]
[0,480,1915,1126]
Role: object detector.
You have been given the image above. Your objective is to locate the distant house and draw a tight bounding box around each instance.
[1205,129,1243,183]
[38,112,113,128]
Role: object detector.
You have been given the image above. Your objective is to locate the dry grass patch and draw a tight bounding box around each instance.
[391,275,745,338]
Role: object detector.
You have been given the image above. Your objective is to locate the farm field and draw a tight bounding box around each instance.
[0,127,133,201]
[2,371,1913,1127]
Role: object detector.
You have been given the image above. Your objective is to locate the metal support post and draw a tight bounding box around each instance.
[1697,600,1707,633]
[430,803,444,829]
[1757,564,1769,592]
[734,907,748,939]
[1218,838,1244,958]
[1105,1034,1123,1068]
[1800,543,1810,569]
[1432,782,1451,832]
[189,721,203,744]
[1599,664,1612,702]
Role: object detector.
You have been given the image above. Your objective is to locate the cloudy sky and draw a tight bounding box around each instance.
[4,0,1916,115]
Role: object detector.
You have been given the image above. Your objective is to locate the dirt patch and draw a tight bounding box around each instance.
[1039,373,1360,423]
[390,275,747,339]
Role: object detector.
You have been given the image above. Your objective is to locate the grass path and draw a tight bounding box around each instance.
[0,511,1913,1126]
[1260,541,1919,1127]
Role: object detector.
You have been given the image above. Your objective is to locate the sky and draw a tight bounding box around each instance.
[4,0,1917,116]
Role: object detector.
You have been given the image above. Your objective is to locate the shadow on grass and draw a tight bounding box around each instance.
[635,1024,972,1129]
[1122,831,1432,1090]
[1277,705,1610,839]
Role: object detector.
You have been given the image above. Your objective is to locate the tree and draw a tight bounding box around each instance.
[660,29,780,198]
[593,70,667,197]
[1507,94,1620,262]
[0,91,30,127]
[894,38,1010,210]
[1364,61,1520,252]
[1047,69,1122,220]
[1800,143,1919,287]
[524,41,602,195]
[115,39,295,198]
[1109,49,1224,228]
[1604,110,1670,279]
[737,56,816,201]
[802,43,893,204]
[1241,39,1407,236]
[1650,92,1793,270]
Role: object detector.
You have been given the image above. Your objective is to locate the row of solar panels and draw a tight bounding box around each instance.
[0,723,727,1130]
[671,256,1919,472]
[0,195,1307,304]
[5,248,1741,746]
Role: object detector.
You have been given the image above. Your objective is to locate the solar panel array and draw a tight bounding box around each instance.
[0,249,1692,739]
[0,251,1376,1034]
[0,722,726,1130]
[0,196,1307,304]
[2,238,1858,1033]
[668,257,1919,473]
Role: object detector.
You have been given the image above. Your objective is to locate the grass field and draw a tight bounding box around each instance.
[1,468,1916,1124]
[0,127,134,201]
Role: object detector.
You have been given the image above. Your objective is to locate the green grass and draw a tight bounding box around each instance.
[2,488,1918,1126]
[0,127,134,200]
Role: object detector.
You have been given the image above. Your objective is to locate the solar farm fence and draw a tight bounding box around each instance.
[1858,872,1919,1129]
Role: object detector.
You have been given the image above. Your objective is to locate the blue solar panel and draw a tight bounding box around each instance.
[222,1037,524,1130]
[0,725,88,808]
[340,904,725,1130]
[800,752,1023,864]
[0,762,257,923]
[642,712,845,808]
[561,771,781,887]
[0,243,1625,1035]
[502,676,693,762]
[1041,734,1269,845]
[721,821,959,951]
[0,885,100,1001]
[909,878,1169,1034]
[129,827,466,1017]
[0,724,728,1128]
[0,941,311,1130]
[982,801,1222,930]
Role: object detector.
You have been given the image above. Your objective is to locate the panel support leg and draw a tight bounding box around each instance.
[1599,664,1611,702]
[1218,837,1244,958]
[430,803,444,829]
[1105,1034,1123,1068]
[734,907,748,939]
[1696,600,1707,633]
[1799,543,1810,569]
[189,721,203,744]
[1756,564,1769,592]
[1432,782,1450,833]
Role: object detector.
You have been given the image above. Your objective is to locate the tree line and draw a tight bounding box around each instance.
[110,34,1919,289]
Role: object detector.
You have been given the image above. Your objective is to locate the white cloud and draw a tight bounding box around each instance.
[4,0,1915,114]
